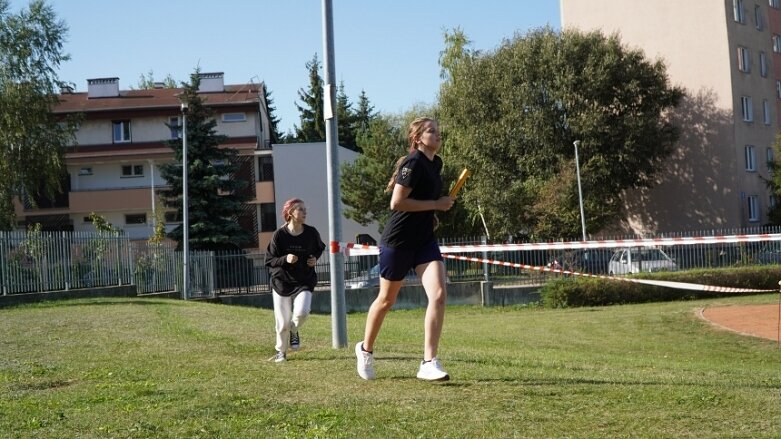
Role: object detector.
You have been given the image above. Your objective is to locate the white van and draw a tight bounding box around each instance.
[608,247,677,275]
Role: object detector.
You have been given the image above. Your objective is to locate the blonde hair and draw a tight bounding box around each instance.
[407,117,436,152]
[385,117,437,193]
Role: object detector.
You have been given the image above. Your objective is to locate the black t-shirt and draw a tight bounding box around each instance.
[264,224,325,296]
[381,149,443,250]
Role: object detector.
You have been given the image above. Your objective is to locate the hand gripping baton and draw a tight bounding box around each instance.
[449,168,471,198]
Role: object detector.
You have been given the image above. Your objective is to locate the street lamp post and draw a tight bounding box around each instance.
[181,102,189,300]
[574,140,587,241]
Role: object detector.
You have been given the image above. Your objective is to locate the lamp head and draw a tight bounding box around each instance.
[180,101,189,113]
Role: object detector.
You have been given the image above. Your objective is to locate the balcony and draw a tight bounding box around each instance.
[252,181,275,204]
[70,187,155,213]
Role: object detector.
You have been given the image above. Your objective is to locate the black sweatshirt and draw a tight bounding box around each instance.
[264,224,325,296]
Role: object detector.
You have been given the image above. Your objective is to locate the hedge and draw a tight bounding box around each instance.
[540,265,781,308]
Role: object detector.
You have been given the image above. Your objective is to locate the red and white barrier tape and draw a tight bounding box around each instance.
[442,254,777,294]
[331,232,781,256]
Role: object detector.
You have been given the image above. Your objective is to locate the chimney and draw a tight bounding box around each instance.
[153,82,165,89]
[87,77,120,98]
[198,72,224,93]
[60,84,74,94]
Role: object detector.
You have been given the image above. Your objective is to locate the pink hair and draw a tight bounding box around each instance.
[282,198,304,222]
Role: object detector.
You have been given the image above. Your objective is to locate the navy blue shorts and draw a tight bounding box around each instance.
[379,239,443,281]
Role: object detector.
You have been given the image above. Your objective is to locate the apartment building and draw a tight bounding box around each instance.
[561,0,781,233]
[14,72,379,250]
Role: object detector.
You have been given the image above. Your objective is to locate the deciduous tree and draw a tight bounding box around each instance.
[438,27,683,240]
[0,0,77,229]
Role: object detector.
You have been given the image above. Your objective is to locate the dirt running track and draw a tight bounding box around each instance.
[700,304,781,342]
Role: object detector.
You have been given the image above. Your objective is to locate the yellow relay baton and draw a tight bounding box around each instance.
[449,168,471,198]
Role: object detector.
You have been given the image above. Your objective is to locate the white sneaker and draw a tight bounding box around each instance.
[355,341,375,380]
[416,357,449,381]
[268,351,286,363]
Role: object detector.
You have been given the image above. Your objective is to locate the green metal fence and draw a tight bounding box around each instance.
[4,226,781,297]
[0,230,133,295]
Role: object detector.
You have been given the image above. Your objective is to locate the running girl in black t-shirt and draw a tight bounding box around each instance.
[355,117,454,381]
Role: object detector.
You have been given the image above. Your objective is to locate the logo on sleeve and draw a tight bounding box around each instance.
[400,166,411,180]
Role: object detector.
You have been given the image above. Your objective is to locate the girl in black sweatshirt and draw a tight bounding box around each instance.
[264,198,325,362]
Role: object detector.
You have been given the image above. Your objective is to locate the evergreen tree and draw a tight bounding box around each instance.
[353,89,377,135]
[340,116,404,230]
[158,71,251,251]
[294,54,325,142]
[336,81,358,151]
[262,84,282,144]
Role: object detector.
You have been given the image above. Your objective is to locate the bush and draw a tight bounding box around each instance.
[541,265,781,308]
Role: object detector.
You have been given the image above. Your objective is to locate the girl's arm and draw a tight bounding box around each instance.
[389,184,453,212]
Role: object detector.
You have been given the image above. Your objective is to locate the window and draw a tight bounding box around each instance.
[771,0,780,9]
[745,145,757,171]
[260,203,277,232]
[112,120,131,143]
[78,167,93,176]
[82,216,91,223]
[760,51,768,77]
[767,147,775,172]
[764,99,771,125]
[169,116,181,139]
[258,156,274,182]
[777,81,781,99]
[771,195,778,210]
[221,112,246,122]
[125,213,147,225]
[121,164,144,177]
[756,5,764,29]
[774,34,781,53]
[738,46,751,72]
[741,96,754,121]
[747,195,760,222]
[734,0,746,23]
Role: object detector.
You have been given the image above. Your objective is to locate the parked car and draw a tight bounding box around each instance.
[547,249,614,274]
[755,243,781,265]
[608,247,678,275]
[566,249,614,274]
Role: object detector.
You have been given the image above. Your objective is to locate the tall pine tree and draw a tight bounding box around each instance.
[159,71,251,251]
[353,89,377,138]
[294,54,325,142]
[336,81,358,152]
[262,84,282,144]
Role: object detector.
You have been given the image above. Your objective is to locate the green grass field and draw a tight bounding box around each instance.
[1,293,780,438]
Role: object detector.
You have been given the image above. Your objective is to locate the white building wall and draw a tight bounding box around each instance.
[271,142,380,245]
[214,112,259,138]
[76,120,111,145]
[68,162,160,191]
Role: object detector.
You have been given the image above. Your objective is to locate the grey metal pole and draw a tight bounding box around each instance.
[574,140,587,241]
[321,0,348,348]
[181,103,189,300]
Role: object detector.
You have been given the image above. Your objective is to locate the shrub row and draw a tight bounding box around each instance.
[540,265,781,308]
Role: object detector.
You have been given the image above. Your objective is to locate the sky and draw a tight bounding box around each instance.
[9,0,560,135]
